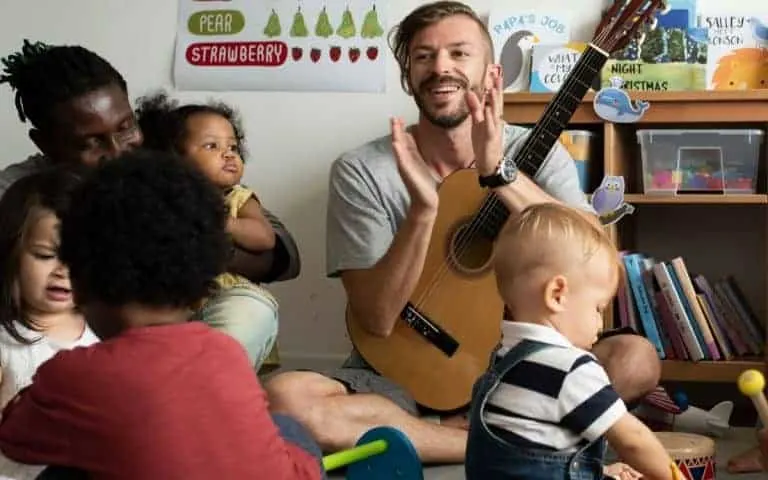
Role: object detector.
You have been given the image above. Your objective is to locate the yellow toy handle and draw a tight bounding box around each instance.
[670,460,684,479]
[737,369,768,426]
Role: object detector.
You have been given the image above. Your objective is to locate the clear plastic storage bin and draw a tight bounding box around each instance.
[636,129,763,194]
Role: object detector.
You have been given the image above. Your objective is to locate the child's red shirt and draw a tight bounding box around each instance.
[0,322,322,480]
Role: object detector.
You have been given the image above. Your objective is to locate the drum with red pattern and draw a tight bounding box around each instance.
[656,432,716,480]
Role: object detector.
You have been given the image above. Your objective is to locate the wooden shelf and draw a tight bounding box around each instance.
[503,89,768,124]
[504,90,768,104]
[623,194,768,204]
[504,90,768,384]
[661,359,765,383]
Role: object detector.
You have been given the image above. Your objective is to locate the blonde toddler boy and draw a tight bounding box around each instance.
[465,203,678,480]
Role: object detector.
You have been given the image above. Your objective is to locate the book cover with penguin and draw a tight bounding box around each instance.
[487,9,571,92]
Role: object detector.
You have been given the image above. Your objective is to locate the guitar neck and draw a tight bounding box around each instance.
[482,44,609,239]
[515,44,609,176]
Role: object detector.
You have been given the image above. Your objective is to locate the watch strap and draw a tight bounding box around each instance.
[478,159,517,188]
[478,173,508,188]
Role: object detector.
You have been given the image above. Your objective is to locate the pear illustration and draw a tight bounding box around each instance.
[336,6,356,39]
[361,4,384,38]
[315,6,334,38]
[290,6,309,37]
[263,9,282,38]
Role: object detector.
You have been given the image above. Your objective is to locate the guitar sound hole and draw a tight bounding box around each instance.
[448,222,494,275]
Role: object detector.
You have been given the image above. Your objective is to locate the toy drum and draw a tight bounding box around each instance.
[656,432,715,480]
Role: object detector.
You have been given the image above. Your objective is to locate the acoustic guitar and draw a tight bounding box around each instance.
[347,0,668,412]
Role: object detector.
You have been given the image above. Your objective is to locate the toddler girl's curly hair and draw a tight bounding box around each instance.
[135,91,249,161]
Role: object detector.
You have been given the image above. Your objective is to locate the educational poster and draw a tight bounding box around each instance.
[487,9,571,92]
[174,0,388,92]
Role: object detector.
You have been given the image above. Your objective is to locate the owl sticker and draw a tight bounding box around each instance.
[590,175,635,226]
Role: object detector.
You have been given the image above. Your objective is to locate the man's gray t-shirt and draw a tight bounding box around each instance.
[0,154,52,198]
[326,124,595,368]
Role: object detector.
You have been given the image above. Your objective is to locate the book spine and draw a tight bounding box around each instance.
[652,262,704,361]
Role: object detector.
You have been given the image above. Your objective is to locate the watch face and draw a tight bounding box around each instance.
[500,160,517,181]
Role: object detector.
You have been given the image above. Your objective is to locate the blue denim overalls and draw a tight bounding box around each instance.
[465,339,610,480]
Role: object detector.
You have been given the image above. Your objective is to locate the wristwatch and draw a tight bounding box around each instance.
[478,158,518,188]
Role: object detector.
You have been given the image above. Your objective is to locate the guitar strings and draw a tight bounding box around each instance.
[410,2,650,312]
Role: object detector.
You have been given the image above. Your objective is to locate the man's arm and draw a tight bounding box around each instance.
[486,138,601,228]
[0,154,53,201]
[227,207,301,283]
[341,204,435,337]
[467,75,597,227]
[327,148,437,338]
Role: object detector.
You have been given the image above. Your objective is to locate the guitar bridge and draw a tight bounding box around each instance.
[400,302,459,357]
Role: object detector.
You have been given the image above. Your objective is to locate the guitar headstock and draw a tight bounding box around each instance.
[592,0,669,55]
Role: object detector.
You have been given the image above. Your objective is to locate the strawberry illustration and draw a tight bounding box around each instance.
[291,47,303,61]
[330,46,341,62]
[349,47,360,63]
[366,46,378,61]
[310,48,321,63]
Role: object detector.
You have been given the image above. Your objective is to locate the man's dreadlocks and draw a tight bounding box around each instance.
[0,39,127,129]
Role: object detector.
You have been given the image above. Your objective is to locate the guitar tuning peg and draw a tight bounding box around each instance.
[659,0,671,15]
[647,16,658,31]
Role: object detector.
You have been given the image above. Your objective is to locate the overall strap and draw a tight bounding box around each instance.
[470,339,560,457]
[491,339,552,379]
[474,339,553,416]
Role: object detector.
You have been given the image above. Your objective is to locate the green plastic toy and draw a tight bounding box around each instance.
[322,426,423,479]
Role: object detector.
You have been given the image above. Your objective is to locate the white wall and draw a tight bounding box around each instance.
[0,0,612,366]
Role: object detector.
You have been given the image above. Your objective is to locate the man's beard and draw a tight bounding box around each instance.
[411,73,483,129]
[414,92,469,129]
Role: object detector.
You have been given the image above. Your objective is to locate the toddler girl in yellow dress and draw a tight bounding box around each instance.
[136,92,281,371]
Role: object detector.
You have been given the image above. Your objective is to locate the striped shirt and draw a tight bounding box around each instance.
[483,322,627,452]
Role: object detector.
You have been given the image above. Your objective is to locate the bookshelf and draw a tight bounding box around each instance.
[503,90,768,383]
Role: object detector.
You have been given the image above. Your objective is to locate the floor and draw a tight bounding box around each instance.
[328,427,764,479]
[268,362,765,479]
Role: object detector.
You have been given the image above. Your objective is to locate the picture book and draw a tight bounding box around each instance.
[696,8,768,90]
[487,9,571,92]
[601,6,707,91]
[529,42,601,93]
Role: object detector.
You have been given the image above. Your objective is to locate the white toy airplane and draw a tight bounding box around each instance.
[633,387,733,437]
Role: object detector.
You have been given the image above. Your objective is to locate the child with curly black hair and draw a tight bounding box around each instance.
[0,150,323,479]
[135,91,281,372]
